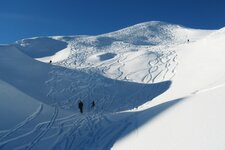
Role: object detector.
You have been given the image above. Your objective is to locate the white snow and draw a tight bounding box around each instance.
[113,25,225,150]
[35,46,71,63]
[0,21,225,150]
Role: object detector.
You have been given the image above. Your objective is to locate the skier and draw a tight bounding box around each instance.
[78,100,84,113]
[91,101,95,108]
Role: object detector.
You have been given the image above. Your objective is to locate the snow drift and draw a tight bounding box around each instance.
[0,21,225,150]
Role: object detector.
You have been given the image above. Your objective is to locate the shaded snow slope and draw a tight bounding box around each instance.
[0,45,51,102]
[15,37,68,58]
[0,21,225,150]
[0,44,171,113]
[112,24,225,149]
[113,85,225,150]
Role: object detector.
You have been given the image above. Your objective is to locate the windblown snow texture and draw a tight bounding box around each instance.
[1,21,225,150]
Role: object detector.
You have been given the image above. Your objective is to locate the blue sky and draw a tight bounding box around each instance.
[0,0,225,44]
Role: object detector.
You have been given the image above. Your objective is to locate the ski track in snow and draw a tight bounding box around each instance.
[53,39,178,84]
[1,56,177,150]
[0,30,181,149]
[43,41,178,149]
[0,104,43,143]
[21,107,59,150]
[0,43,179,150]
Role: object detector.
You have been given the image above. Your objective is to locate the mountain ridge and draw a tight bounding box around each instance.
[0,21,225,150]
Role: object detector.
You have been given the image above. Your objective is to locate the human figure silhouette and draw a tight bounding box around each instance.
[78,101,83,113]
[91,101,95,108]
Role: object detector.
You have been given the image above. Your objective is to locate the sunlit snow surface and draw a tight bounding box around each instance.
[1,21,225,150]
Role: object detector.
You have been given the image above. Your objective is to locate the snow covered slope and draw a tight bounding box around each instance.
[0,21,225,150]
[113,26,225,150]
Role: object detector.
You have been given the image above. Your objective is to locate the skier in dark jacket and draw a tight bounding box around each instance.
[78,101,84,113]
[91,101,95,108]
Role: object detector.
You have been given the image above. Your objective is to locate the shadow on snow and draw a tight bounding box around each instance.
[0,45,171,113]
[52,98,184,150]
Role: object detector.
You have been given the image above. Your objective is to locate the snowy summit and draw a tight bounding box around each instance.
[0,21,225,150]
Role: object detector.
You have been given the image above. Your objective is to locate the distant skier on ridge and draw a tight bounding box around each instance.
[78,100,84,113]
[91,101,95,108]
